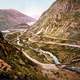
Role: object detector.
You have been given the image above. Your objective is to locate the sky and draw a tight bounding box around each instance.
[0,0,56,19]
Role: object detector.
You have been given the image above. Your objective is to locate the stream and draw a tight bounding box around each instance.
[29,46,61,64]
[16,35,80,73]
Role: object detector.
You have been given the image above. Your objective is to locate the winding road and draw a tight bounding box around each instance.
[29,38,80,48]
[16,35,80,73]
[17,36,59,70]
[29,46,60,64]
[22,50,59,70]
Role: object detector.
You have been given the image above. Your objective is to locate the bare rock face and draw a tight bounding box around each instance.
[32,0,80,40]
[28,0,80,68]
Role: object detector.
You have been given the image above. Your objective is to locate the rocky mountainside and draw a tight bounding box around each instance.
[22,0,80,68]
[8,0,80,68]
[32,0,80,41]
[1,0,80,79]
[0,9,35,30]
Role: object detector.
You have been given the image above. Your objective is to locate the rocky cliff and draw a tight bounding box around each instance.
[32,0,80,41]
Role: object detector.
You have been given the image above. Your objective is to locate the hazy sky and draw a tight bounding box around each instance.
[0,0,56,19]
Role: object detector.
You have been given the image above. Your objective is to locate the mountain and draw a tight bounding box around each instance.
[1,0,80,79]
[32,0,80,41]
[0,9,36,30]
[24,0,80,67]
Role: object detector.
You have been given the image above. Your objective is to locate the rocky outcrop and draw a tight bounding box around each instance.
[32,0,80,41]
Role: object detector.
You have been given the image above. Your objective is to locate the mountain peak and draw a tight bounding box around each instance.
[0,9,36,30]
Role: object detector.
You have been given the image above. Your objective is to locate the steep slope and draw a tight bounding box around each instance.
[0,32,47,80]
[0,9,35,30]
[23,0,80,68]
[32,0,80,41]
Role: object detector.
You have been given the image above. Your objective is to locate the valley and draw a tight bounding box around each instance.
[2,29,80,79]
[0,0,80,80]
